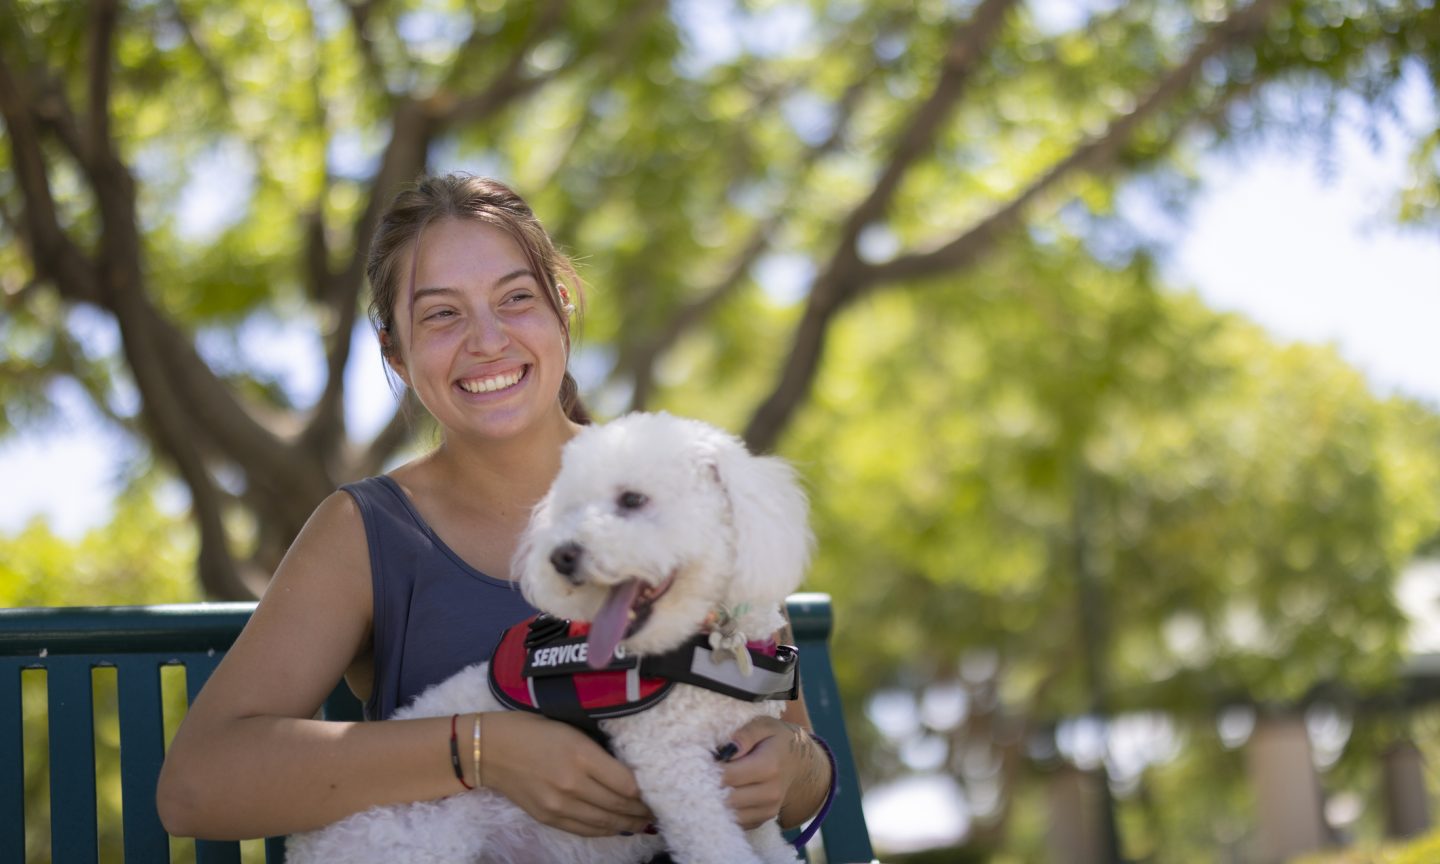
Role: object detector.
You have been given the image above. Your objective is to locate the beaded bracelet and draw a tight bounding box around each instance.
[792,732,837,852]
[449,714,475,791]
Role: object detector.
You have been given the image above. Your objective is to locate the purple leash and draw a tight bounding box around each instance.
[792,733,838,852]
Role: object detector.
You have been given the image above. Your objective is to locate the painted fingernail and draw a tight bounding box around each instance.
[714,741,739,762]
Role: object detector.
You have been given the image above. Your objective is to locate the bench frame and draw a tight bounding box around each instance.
[1,592,875,863]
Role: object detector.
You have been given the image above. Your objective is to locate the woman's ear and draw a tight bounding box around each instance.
[379,329,411,386]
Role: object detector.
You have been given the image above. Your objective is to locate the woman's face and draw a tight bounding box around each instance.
[386,217,571,444]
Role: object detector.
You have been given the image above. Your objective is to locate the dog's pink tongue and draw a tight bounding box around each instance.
[587,579,641,669]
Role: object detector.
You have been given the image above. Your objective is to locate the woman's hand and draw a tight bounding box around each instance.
[481,712,654,837]
[719,716,817,830]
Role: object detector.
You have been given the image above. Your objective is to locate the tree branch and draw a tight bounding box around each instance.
[618,28,882,410]
[295,3,355,471]
[743,0,1018,451]
[439,0,570,127]
[344,0,395,98]
[868,0,1285,285]
[167,424,266,600]
[85,0,118,167]
[742,0,1286,453]
[0,52,104,304]
[624,228,771,412]
[7,28,331,531]
[534,0,675,194]
[357,388,422,478]
[833,0,1020,261]
[165,0,274,183]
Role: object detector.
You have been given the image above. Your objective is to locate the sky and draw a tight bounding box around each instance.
[1153,122,1439,412]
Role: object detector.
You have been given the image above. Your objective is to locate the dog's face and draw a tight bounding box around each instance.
[516,412,811,667]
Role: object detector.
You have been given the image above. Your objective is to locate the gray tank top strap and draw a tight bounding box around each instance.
[340,476,536,720]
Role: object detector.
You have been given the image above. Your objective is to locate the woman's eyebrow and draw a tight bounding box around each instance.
[493,268,538,288]
[411,285,461,303]
[413,269,536,299]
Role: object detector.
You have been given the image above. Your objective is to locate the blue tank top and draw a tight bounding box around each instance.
[341,476,537,720]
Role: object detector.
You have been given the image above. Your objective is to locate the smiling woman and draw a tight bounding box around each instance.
[154,174,834,857]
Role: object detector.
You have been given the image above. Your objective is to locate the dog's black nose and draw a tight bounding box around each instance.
[550,542,583,579]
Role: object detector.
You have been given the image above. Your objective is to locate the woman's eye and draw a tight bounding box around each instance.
[422,307,456,320]
[617,490,648,511]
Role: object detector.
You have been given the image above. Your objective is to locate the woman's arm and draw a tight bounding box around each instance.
[155,491,652,840]
[720,610,835,831]
[157,491,463,837]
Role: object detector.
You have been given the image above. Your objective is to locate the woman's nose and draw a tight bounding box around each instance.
[464,308,509,353]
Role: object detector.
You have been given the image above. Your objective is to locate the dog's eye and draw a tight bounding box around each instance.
[617,490,648,511]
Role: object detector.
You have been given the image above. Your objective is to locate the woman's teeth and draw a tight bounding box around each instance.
[459,369,523,393]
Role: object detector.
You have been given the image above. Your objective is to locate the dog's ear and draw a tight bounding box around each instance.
[706,437,813,605]
[512,484,555,605]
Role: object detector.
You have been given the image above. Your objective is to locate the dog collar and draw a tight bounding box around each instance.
[487,614,800,743]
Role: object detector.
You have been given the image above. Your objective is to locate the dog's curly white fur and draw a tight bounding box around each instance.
[287,412,813,864]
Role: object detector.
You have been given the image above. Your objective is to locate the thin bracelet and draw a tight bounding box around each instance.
[792,733,837,852]
[449,714,475,791]
[472,714,484,788]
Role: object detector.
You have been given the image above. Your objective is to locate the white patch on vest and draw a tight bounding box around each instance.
[531,643,591,667]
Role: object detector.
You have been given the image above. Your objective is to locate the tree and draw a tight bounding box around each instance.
[4,0,1434,600]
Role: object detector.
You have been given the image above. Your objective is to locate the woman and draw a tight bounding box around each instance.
[156,174,833,846]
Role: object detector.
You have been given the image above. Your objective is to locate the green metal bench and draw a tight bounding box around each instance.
[0,593,875,863]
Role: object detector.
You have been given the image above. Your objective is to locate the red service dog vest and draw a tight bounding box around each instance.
[489,615,675,720]
[487,614,800,742]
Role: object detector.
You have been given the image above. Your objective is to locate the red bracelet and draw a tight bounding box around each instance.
[449,714,475,791]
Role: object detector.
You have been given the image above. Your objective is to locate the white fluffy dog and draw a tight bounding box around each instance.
[287,412,813,864]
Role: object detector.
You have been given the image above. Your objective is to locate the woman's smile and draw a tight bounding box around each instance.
[457,365,528,395]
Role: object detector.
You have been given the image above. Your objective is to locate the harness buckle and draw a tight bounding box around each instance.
[525,613,571,648]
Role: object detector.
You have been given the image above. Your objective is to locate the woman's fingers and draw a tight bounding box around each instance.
[482,712,652,835]
[530,794,651,837]
[720,716,800,828]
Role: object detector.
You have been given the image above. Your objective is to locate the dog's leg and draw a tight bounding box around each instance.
[607,695,788,864]
[620,742,764,864]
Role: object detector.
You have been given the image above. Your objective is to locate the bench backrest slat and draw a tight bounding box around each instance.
[47,657,101,862]
[2,667,25,863]
[115,657,170,863]
[183,653,221,704]
[196,836,244,864]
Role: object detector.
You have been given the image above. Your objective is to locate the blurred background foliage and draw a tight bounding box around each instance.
[3,0,1440,860]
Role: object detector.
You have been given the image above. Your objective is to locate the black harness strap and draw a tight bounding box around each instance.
[637,637,800,703]
[530,674,610,749]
